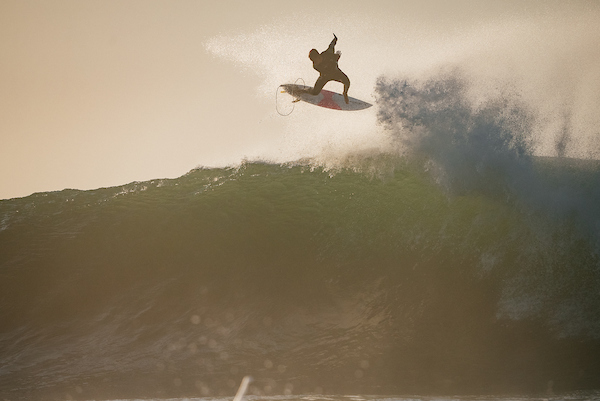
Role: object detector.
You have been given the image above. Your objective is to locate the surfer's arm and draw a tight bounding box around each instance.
[325,34,337,54]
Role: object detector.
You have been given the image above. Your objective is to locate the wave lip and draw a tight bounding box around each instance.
[375,73,600,245]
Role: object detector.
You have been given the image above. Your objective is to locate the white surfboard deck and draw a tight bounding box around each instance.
[280,84,372,111]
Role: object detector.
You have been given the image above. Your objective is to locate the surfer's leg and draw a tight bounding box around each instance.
[332,70,350,104]
[341,74,350,104]
[310,76,329,95]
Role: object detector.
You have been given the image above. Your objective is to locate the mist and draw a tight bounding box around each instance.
[206,6,600,163]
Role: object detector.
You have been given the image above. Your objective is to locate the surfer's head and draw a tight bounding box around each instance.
[309,49,319,61]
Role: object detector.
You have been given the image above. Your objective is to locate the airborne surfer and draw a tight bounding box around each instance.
[306,34,350,104]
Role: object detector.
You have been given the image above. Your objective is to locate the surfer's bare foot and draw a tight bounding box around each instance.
[344,93,349,104]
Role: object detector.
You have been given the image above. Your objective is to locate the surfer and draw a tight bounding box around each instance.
[306,34,350,104]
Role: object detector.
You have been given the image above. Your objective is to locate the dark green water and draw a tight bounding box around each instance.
[1,156,599,400]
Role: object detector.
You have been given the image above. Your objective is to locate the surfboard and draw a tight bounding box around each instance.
[280,84,372,111]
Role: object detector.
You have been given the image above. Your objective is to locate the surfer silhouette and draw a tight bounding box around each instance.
[306,34,350,104]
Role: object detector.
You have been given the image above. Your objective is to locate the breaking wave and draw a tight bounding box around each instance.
[1,148,600,400]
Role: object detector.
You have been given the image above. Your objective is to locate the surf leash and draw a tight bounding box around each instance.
[276,78,306,116]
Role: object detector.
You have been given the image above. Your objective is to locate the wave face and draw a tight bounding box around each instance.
[1,149,600,399]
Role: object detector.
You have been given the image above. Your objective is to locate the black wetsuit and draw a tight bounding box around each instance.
[310,36,350,98]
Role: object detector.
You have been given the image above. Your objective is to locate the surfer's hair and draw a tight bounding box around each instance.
[309,49,319,60]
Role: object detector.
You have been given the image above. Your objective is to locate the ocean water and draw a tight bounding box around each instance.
[1,76,600,400]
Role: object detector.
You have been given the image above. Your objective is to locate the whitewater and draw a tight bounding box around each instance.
[2,8,600,401]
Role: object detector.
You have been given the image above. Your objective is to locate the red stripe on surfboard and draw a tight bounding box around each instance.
[317,90,342,110]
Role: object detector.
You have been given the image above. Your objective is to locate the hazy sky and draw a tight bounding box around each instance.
[1,0,599,199]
